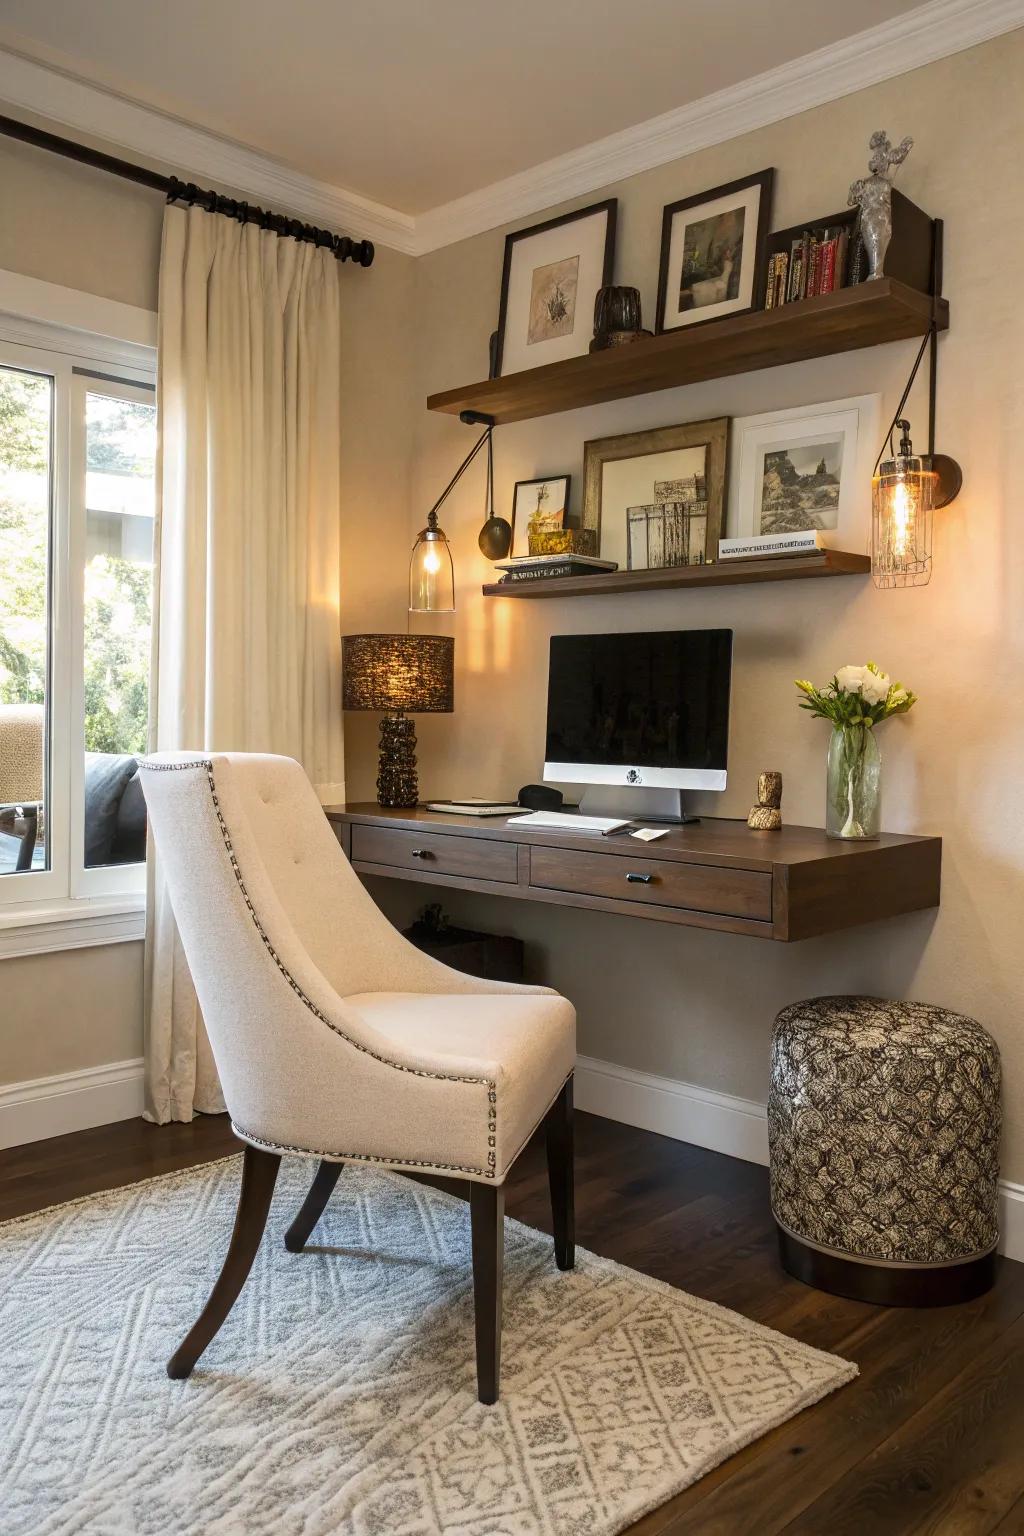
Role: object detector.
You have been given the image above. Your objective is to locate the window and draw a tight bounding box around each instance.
[0,335,155,921]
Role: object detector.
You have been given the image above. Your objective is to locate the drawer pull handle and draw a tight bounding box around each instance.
[411,848,434,860]
[625,872,655,884]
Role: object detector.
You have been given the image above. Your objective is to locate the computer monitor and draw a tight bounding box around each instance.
[543,629,732,815]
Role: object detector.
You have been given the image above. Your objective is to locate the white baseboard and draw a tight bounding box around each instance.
[575,1053,770,1167]
[574,1053,1024,1264]
[0,1058,144,1150]
[1002,1181,1024,1265]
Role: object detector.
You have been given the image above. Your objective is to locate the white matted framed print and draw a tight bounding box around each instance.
[726,395,882,551]
[656,170,773,333]
[495,200,616,377]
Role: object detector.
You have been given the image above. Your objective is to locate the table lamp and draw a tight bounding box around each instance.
[342,634,454,808]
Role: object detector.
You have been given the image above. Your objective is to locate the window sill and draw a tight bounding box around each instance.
[0,895,146,959]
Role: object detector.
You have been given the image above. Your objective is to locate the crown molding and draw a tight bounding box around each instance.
[412,0,1024,252]
[1,0,1022,260]
[0,46,417,255]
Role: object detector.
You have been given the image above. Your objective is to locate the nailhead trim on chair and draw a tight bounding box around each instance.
[232,1122,492,1178]
[141,757,498,1176]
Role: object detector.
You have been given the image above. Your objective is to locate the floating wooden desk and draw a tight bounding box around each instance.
[325,805,941,943]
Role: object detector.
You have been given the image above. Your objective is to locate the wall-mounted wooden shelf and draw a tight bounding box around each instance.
[429,279,947,426]
[482,548,870,598]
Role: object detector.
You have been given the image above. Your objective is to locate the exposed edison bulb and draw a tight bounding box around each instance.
[871,426,936,590]
[890,477,913,560]
[423,547,441,575]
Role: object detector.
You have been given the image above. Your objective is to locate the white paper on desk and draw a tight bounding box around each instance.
[630,827,669,841]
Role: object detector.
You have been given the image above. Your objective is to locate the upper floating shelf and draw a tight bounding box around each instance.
[428,280,948,426]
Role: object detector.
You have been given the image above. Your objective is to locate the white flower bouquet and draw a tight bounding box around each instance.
[795,664,916,839]
[794,663,917,727]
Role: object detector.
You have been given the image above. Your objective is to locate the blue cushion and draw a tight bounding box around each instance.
[84,753,139,867]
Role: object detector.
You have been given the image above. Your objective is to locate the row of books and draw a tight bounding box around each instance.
[764,224,858,310]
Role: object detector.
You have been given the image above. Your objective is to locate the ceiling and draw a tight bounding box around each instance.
[0,0,926,214]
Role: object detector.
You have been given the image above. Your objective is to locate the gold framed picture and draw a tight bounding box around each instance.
[582,419,729,571]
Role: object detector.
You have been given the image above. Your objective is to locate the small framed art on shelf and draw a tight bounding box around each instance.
[656,170,774,333]
[726,395,881,552]
[510,476,572,558]
[494,200,617,377]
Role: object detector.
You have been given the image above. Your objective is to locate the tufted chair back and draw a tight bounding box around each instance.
[141,753,498,1158]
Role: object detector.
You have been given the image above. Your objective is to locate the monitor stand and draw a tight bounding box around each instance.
[578,786,700,825]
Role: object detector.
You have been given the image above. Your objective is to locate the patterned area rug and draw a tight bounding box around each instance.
[1,1155,856,1535]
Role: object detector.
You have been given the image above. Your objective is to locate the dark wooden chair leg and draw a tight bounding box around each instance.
[14,806,38,872]
[470,1181,504,1405]
[545,1074,575,1271]
[167,1143,281,1380]
[284,1159,344,1252]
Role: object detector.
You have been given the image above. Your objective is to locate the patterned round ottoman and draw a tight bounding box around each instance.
[769,996,1001,1305]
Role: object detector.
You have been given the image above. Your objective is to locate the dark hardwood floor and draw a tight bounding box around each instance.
[2,1110,1022,1535]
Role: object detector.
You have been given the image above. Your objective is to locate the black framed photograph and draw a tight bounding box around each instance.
[494,200,616,376]
[510,476,571,558]
[656,170,774,333]
[582,419,729,571]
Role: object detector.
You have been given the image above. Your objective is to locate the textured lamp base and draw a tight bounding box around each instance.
[777,1225,997,1307]
[377,711,418,808]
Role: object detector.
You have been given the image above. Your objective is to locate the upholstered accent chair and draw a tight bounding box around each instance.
[139,752,576,1403]
[0,703,43,872]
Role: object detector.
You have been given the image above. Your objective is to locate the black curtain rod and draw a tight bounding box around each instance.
[0,112,375,268]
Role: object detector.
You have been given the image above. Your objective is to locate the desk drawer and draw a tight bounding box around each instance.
[350,824,519,884]
[528,845,772,920]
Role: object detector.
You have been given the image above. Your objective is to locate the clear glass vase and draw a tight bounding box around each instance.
[826,724,881,839]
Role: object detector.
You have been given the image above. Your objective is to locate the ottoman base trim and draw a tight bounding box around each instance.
[777,1225,997,1307]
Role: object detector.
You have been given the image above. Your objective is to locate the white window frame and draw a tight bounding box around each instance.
[70,371,157,901]
[0,293,156,955]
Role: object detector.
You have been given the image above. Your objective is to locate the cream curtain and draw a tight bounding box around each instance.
[144,203,346,1124]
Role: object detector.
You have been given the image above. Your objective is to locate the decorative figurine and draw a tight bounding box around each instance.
[748,769,783,831]
[848,130,913,281]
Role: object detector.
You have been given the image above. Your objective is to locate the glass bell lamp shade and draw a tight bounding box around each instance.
[409,510,455,612]
[871,450,936,590]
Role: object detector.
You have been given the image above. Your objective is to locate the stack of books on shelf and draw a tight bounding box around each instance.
[764,224,860,309]
[495,554,617,583]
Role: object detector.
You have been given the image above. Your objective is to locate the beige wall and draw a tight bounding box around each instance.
[2,942,145,1082]
[0,133,163,309]
[0,135,415,1084]
[398,33,1024,1179]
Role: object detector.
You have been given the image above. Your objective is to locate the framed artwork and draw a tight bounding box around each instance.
[656,170,774,333]
[494,200,617,376]
[510,476,571,558]
[726,395,881,551]
[582,419,729,571]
